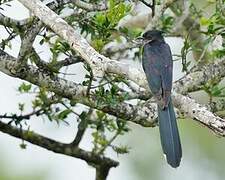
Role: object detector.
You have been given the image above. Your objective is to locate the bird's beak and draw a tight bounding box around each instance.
[133,37,152,45]
[136,37,144,41]
[143,39,152,44]
[132,37,144,45]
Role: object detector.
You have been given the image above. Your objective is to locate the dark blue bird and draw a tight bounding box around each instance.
[142,30,182,168]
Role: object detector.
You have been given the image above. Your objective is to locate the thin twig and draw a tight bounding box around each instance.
[71,109,93,146]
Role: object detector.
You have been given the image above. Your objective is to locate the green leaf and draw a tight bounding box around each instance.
[112,145,130,154]
[92,39,105,51]
[20,143,27,149]
[18,83,32,93]
[110,84,119,95]
[211,86,225,97]
[18,103,25,112]
[200,17,210,26]
[95,13,106,26]
[32,99,42,108]
[109,0,115,10]
[57,109,72,120]
[70,99,77,106]
[96,111,105,120]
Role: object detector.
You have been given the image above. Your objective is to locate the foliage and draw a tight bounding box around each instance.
[1,0,224,160]
[1,0,135,157]
[0,0,225,179]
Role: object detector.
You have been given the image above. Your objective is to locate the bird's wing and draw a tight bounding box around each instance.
[142,44,162,95]
[160,43,173,107]
[142,43,173,108]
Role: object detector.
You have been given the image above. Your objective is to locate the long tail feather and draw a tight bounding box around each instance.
[168,100,182,160]
[158,100,182,168]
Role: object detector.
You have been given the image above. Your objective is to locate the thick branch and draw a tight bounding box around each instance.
[17,0,107,76]
[0,0,71,28]
[210,99,225,113]
[18,19,43,63]
[17,0,148,82]
[0,50,225,133]
[1,0,224,137]
[0,50,154,126]
[71,0,107,11]
[0,49,87,98]
[95,165,110,180]
[173,92,225,136]
[0,120,118,167]
[174,59,225,94]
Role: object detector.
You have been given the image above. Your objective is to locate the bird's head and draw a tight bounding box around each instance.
[142,30,164,43]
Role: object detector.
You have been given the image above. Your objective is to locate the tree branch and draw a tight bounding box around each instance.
[95,165,110,180]
[1,47,225,134]
[70,110,91,146]
[0,13,28,27]
[17,0,107,76]
[1,0,224,137]
[0,109,43,120]
[170,0,210,63]
[0,49,87,99]
[173,92,225,136]
[210,99,225,113]
[18,19,43,64]
[1,1,224,179]
[17,0,149,82]
[140,0,155,17]
[0,120,119,168]
[54,56,83,68]
[174,59,225,94]
[71,0,107,11]
[145,0,178,30]
[0,50,155,127]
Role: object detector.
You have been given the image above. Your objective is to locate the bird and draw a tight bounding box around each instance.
[141,30,182,168]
